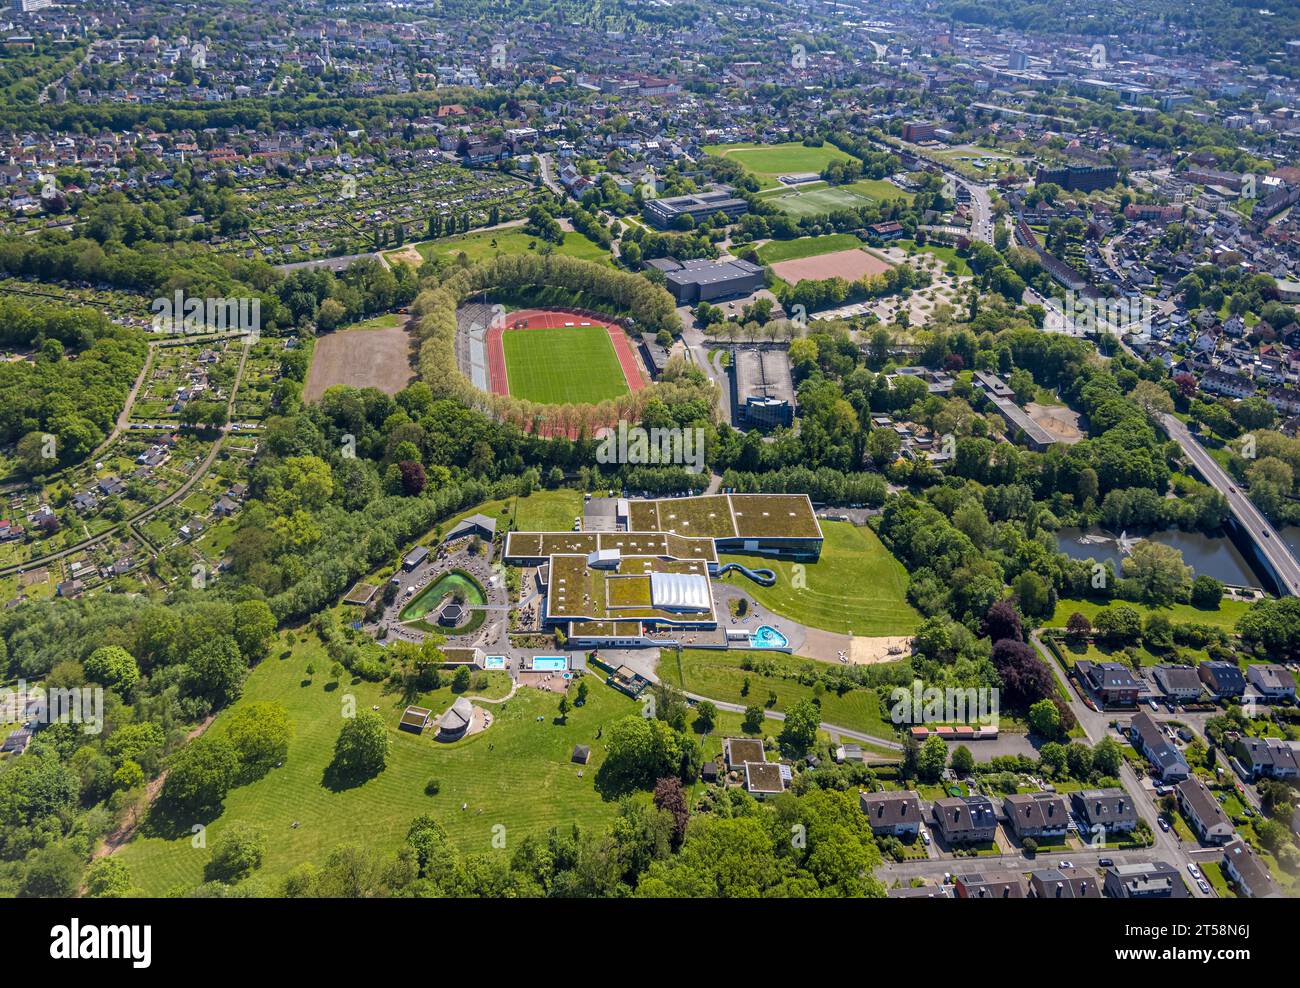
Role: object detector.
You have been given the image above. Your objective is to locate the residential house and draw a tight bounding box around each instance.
[859,790,924,837]
[1176,777,1234,844]
[952,870,1026,899]
[1002,793,1071,841]
[1129,711,1190,781]
[1221,838,1282,898]
[1232,735,1300,781]
[1028,868,1101,899]
[1246,664,1296,701]
[1071,788,1139,835]
[1152,664,1204,703]
[1075,660,1141,706]
[1103,861,1189,898]
[931,794,998,845]
[1199,661,1247,700]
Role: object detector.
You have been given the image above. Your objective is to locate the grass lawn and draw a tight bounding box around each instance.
[341,313,405,331]
[407,229,610,265]
[501,324,629,405]
[893,239,972,277]
[846,178,913,204]
[1053,639,1209,669]
[720,521,920,636]
[702,141,856,189]
[660,647,897,741]
[116,633,642,895]
[756,234,862,265]
[1046,597,1253,633]
[1201,860,1235,897]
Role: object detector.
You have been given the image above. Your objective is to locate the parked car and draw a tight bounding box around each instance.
[1098,858,1114,867]
[1187,863,1201,879]
[1198,879,1211,895]
[1158,817,1171,832]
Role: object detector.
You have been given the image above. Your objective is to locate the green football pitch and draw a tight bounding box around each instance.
[502,325,630,405]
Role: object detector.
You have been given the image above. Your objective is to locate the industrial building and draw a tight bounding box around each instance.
[1034,163,1119,193]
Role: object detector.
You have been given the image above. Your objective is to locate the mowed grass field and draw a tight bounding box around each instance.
[756,233,862,265]
[502,324,629,405]
[659,648,898,742]
[719,521,920,636]
[760,184,874,218]
[116,634,642,895]
[405,229,610,265]
[703,141,856,190]
[1045,596,1253,633]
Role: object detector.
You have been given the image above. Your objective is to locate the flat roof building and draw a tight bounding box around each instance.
[650,256,764,304]
[644,189,748,229]
[732,348,795,429]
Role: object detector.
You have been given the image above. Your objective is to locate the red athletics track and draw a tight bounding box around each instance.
[484,307,647,398]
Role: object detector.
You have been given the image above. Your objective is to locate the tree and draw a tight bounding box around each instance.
[452,666,472,692]
[204,823,267,883]
[160,735,240,816]
[1027,698,1062,740]
[983,600,1023,644]
[223,701,292,778]
[1237,597,1300,661]
[1190,572,1222,611]
[918,735,947,782]
[83,645,140,695]
[1123,542,1192,606]
[558,694,570,722]
[950,744,975,776]
[694,700,717,735]
[653,777,690,847]
[1092,737,1124,778]
[232,600,277,663]
[1065,612,1091,639]
[779,699,820,756]
[20,843,82,898]
[1065,742,1094,780]
[182,635,248,707]
[84,858,135,898]
[330,711,390,781]
[742,706,764,733]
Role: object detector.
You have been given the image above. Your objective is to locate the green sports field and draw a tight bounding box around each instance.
[703,141,856,189]
[501,325,629,405]
[756,233,863,265]
[761,184,875,217]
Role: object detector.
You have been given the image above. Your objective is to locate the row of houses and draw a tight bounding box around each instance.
[859,787,1139,844]
[1077,657,1295,708]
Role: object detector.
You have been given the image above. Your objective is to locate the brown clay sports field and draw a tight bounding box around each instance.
[768,247,894,285]
[303,317,415,402]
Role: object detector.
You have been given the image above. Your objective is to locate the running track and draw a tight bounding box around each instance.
[484,307,646,398]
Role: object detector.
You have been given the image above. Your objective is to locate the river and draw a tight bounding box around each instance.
[1053,526,1261,587]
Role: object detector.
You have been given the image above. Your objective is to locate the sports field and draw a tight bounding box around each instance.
[762,184,875,217]
[396,228,610,266]
[501,324,630,404]
[756,233,863,265]
[768,247,894,286]
[703,141,856,189]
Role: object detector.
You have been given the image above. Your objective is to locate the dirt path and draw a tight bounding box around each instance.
[88,713,217,867]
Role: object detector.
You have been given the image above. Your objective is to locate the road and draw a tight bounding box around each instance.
[536,153,566,198]
[1160,413,1300,596]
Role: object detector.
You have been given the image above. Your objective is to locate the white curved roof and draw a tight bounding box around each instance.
[649,571,711,612]
[440,696,474,732]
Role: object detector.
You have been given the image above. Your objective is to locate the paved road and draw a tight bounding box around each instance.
[1160,412,1300,596]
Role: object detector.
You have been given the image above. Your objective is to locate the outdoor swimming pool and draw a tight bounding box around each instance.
[484,655,507,670]
[748,625,789,649]
[530,656,568,672]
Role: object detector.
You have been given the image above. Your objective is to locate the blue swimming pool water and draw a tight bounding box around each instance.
[484,655,506,669]
[531,656,568,671]
[748,626,788,649]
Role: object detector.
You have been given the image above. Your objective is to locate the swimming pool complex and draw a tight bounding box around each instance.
[530,656,568,672]
[484,655,507,670]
